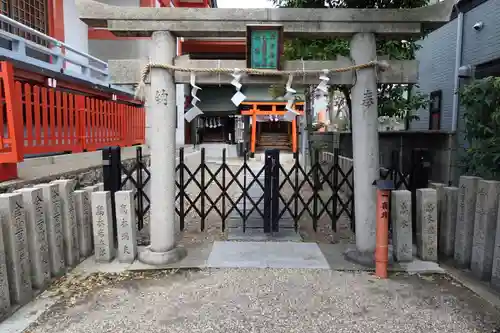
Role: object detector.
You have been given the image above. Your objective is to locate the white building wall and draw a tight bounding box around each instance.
[63,0,186,147]
[63,0,89,74]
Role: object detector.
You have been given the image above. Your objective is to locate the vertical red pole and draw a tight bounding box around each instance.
[0,163,18,182]
[2,62,24,162]
[75,95,86,152]
[375,189,390,279]
[251,113,257,154]
[0,62,23,181]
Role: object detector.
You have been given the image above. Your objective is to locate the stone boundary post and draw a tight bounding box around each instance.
[416,189,438,262]
[91,191,115,263]
[0,193,32,305]
[115,191,137,263]
[73,190,93,258]
[0,212,10,318]
[454,176,481,268]
[14,188,51,289]
[391,190,413,262]
[51,180,80,267]
[439,187,458,257]
[34,183,65,276]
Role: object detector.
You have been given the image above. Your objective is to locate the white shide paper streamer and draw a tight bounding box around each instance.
[284,74,298,122]
[184,72,203,122]
[231,68,247,107]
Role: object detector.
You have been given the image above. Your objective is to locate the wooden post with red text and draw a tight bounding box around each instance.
[373,179,395,279]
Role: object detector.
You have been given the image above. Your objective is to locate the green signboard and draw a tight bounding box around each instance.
[246,26,283,70]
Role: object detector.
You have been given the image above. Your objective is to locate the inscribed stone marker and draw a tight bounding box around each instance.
[429,182,446,215]
[91,192,115,262]
[391,190,412,262]
[439,187,458,257]
[115,191,137,263]
[0,217,10,318]
[471,180,500,280]
[83,185,99,250]
[429,183,445,246]
[0,193,32,304]
[84,185,100,193]
[454,176,481,268]
[51,180,80,266]
[73,190,93,258]
[491,198,500,291]
[415,189,438,262]
[14,188,51,289]
[34,183,65,276]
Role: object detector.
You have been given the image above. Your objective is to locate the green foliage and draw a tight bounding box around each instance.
[271,0,429,122]
[379,84,427,120]
[459,76,500,180]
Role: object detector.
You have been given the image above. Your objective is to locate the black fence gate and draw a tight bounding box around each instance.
[175,147,355,236]
[102,146,355,239]
[102,146,151,233]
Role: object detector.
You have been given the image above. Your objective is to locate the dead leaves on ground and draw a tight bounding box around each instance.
[47,269,180,306]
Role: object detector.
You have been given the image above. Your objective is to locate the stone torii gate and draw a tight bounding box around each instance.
[77,0,455,265]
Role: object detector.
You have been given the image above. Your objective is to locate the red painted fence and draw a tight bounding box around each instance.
[0,61,146,181]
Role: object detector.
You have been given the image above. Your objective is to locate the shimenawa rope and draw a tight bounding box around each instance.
[134,60,388,100]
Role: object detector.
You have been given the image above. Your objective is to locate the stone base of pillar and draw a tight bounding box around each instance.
[343,247,395,268]
[138,246,187,265]
[344,245,418,267]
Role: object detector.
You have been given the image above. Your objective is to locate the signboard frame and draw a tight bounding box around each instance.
[246,24,284,71]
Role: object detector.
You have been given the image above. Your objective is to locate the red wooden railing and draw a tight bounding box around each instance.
[0,61,146,181]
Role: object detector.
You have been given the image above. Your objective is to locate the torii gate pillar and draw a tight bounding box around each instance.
[345,32,380,265]
[138,31,187,265]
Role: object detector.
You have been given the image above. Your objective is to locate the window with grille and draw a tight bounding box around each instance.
[428,90,441,131]
[1,0,49,45]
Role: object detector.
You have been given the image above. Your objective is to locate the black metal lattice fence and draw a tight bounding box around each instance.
[175,147,355,235]
[104,146,357,238]
[102,146,151,232]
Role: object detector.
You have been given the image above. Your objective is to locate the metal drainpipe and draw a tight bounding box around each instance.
[452,9,464,132]
[448,5,464,185]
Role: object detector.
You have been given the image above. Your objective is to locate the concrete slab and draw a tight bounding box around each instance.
[227,229,302,242]
[72,256,133,274]
[206,241,330,269]
[399,260,445,274]
[318,243,366,271]
[319,243,445,273]
[72,243,214,273]
[443,263,500,310]
[0,292,58,333]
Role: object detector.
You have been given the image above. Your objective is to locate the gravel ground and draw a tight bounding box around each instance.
[28,269,500,333]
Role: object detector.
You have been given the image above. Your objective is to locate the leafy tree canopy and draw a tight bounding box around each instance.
[459,76,500,180]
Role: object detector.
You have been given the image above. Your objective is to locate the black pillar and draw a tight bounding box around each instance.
[264,148,280,233]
